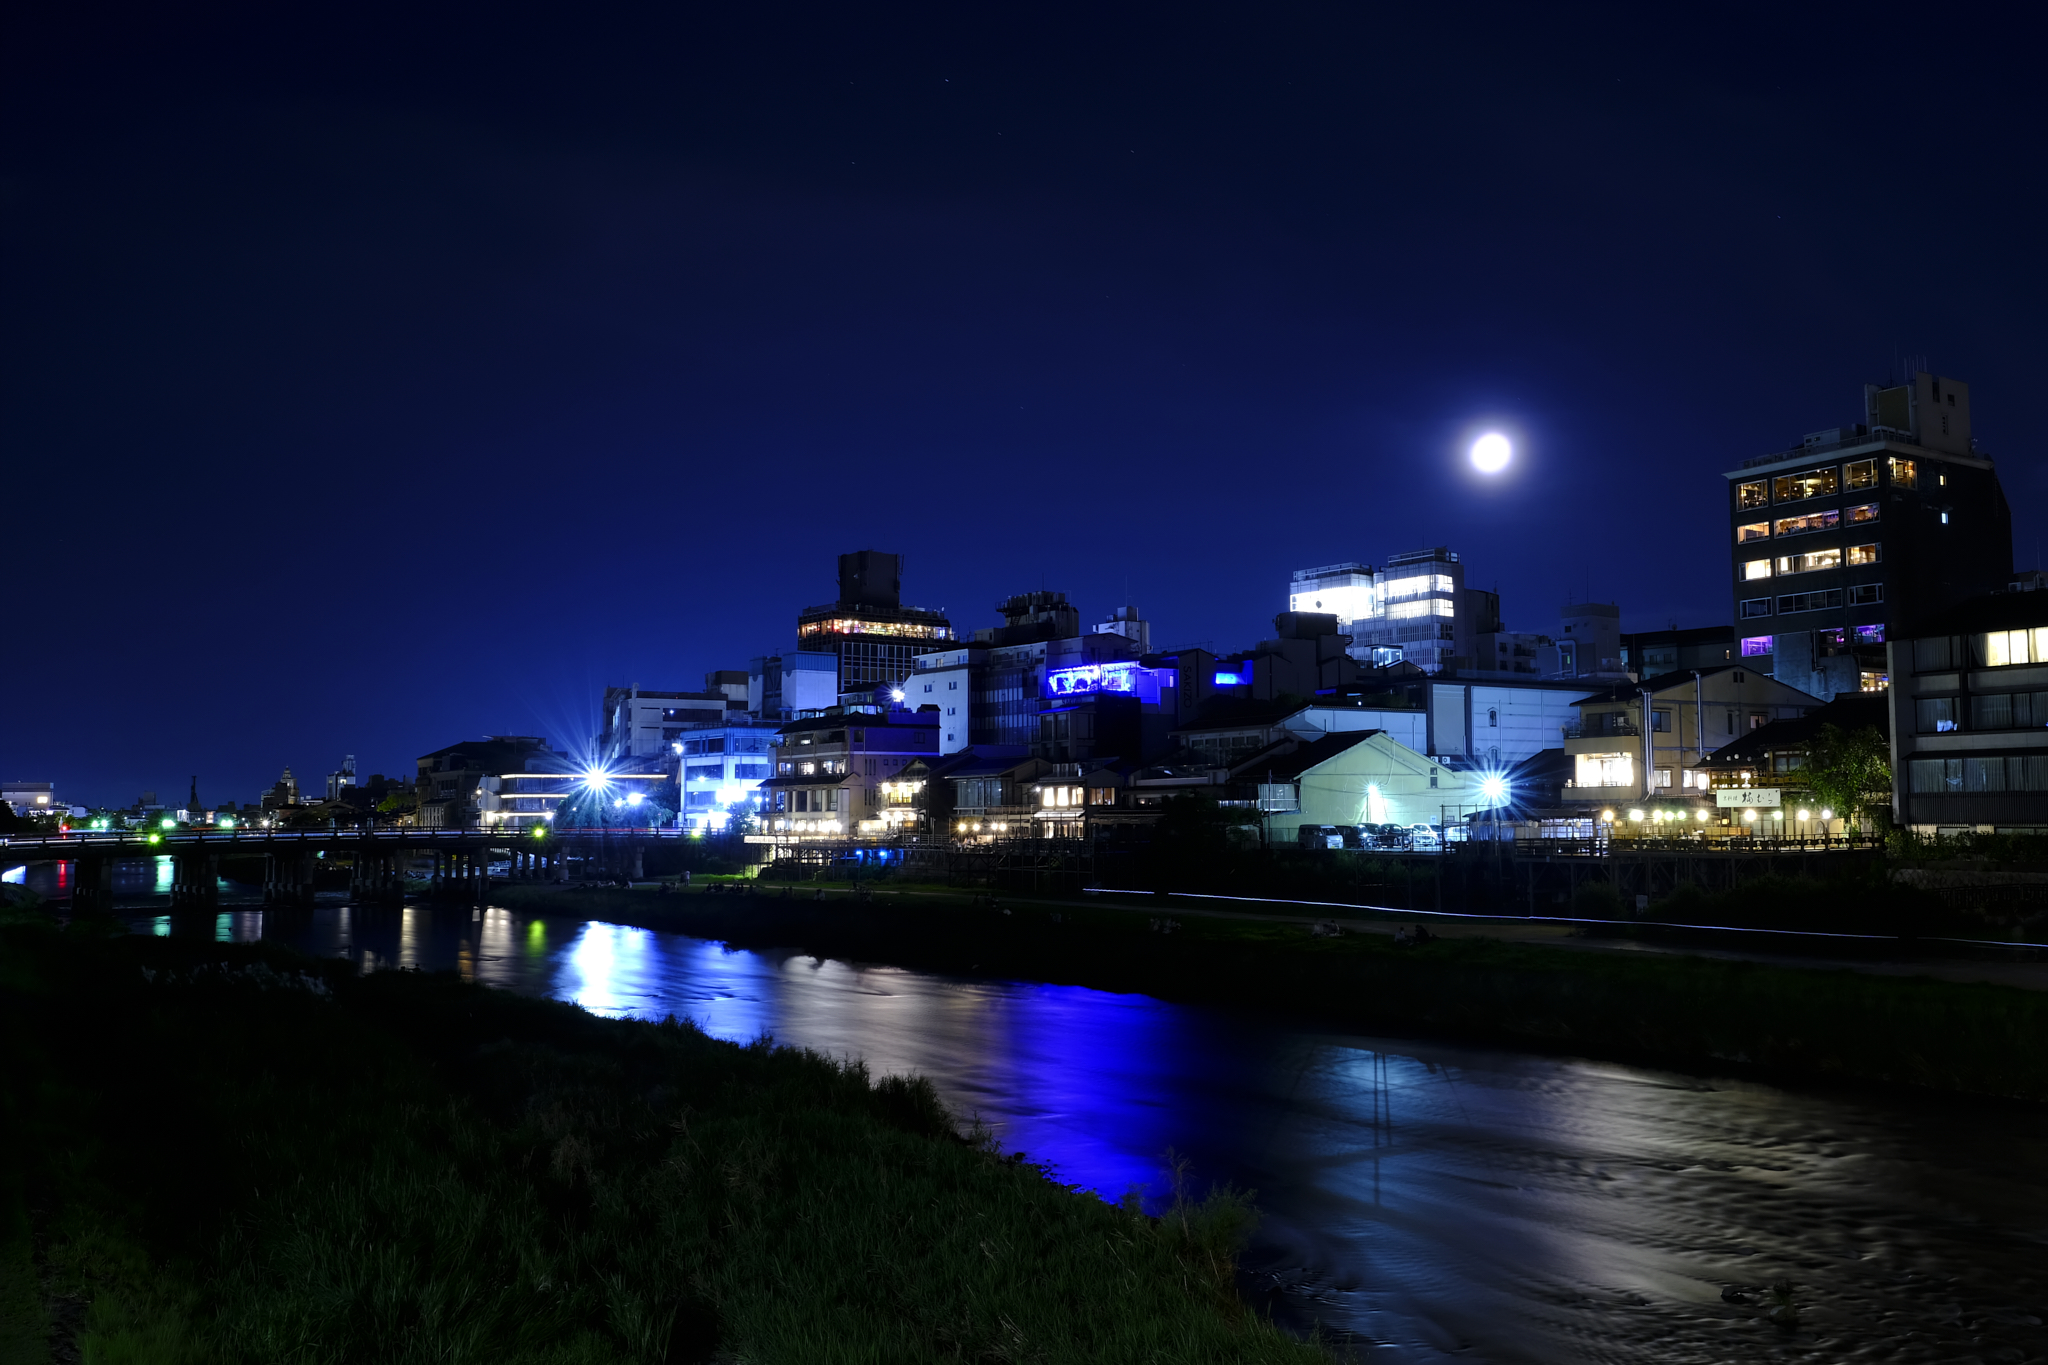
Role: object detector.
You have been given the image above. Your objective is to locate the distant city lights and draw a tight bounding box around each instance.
[1470,432,1512,474]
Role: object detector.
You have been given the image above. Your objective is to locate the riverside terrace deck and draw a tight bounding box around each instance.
[0,826,685,911]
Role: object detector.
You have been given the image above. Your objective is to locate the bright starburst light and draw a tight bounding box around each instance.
[1470,433,1511,473]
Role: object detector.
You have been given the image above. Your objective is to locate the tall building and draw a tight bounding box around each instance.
[749,652,839,721]
[1373,548,1467,672]
[1725,371,2012,699]
[415,735,588,830]
[1556,602,1627,680]
[675,721,780,830]
[796,550,953,695]
[910,593,1159,755]
[598,684,738,760]
[1288,549,1476,673]
[1287,563,1377,645]
[1889,595,2048,834]
[325,754,358,801]
[1,781,60,818]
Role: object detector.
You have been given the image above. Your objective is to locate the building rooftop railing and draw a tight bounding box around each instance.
[1738,429,1915,469]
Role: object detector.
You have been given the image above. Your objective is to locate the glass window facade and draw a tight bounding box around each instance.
[1773,467,1839,501]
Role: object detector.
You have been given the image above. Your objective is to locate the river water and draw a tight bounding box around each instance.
[87,895,2048,1361]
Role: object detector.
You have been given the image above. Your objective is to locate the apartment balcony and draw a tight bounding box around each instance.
[1561,718,1638,740]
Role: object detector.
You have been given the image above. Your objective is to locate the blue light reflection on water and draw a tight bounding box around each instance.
[125,901,2048,1364]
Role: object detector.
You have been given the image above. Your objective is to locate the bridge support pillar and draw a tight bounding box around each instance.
[73,856,115,916]
[629,843,643,880]
[294,851,316,906]
[171,851,219,909]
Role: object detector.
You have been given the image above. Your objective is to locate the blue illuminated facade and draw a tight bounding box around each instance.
[675,721,780,830]
[1042,661,1171,705]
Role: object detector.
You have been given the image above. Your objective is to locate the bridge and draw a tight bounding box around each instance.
[0,826,688,912]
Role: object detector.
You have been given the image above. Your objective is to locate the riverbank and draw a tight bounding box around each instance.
[495,882,2048,1102]
[0,915,1323,1364]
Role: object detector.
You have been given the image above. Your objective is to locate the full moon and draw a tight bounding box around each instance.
[1470,432,1512,473]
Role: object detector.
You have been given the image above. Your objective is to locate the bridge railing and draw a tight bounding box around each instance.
[0,827,690,854]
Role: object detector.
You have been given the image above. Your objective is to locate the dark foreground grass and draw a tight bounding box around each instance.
[501,884,2048,1102]
[0,917,1321,1364]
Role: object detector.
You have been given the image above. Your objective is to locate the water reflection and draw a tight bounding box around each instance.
[213,911,266,943]
[127,901,2048,1363]
[4,856,168,899]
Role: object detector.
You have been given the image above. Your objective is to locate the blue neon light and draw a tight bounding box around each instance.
[1045,662,1139,697]
[1041,661,1167,703]
[1212,671,1246,686]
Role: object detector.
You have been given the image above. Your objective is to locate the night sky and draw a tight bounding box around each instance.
[5,3,2043,807]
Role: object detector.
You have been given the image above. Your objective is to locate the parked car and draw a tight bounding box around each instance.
[1297,824,1375,850]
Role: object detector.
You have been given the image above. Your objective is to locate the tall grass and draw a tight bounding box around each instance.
[0,919,1320,1363]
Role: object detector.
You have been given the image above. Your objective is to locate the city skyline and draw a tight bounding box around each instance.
[5,5,2042,804]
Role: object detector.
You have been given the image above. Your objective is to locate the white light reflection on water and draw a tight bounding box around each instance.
[141,903,2048,1364]
[397,907,423,969]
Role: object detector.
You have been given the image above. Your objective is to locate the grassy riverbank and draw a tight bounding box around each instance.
[0,915,1322,1364]
[499,883,2048,1102]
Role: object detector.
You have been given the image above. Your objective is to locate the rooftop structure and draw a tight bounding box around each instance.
[795,550,954,694]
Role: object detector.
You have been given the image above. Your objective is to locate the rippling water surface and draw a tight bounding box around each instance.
[132,902,2048,1362]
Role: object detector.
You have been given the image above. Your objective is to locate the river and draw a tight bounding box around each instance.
[79,893,2048,1361]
